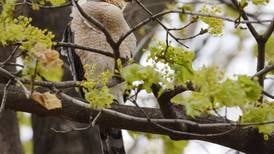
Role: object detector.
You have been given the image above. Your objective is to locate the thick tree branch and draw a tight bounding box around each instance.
[2,83,274,153]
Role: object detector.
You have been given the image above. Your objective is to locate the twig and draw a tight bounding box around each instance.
[134,0,189,48]
[0,45,19,67]
[92,111,102,127]
[263,91,274,99]
[0,67,30,98]
[56,42,116,59]
[252,64,274,78]
[20,78,81,89]
[0,80,12,119]
[263,17,274,41]
[51,123,93,133]
[178,28,208,40]
[230,0,259,39]
[168,18,197,31]
[117,9,272,48]
[19,75,123,89]
[25,0,72,9]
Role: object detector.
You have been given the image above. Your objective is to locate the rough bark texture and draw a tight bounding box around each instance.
[0,3,25,153]
[2,84,274,154]
[0,47,23,154]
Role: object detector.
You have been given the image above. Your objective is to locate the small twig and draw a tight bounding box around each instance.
[20,78,81,89]
[0,45,19,67]
[92,111,102,127]
[0,67,30,98]
[263,91,274,99]
[178,28,208,40]
[230,0,259,39]
[134,0,189,48]
[56,42,117,59]
[0,80,12,119]
[51,123,93,133]
[253,64,274,78]
[117,9,273,48]
[168,18,197,31]
[2,63,24,68]
[127,89,235,138]
[19,75,123,89]
[263,17,274,41]
[102,108,237,137]
[30,60,39,94]
[25,0,72,9]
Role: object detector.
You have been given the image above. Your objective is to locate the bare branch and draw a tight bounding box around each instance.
[263,17,274,41]
[56,42,116,59]
[0,80,11,118]
[253,64,274,78]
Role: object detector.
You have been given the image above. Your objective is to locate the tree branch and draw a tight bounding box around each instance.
[2,83,274,153]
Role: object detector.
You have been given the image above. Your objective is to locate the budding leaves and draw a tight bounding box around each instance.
[199,5,224,36]
[149,43,194,85]
[242,102,274,136]
[172,68,261,117]
[121,63,161,93]
[241,0,270,6]
[82,65,114,109]
[1,0,64,82]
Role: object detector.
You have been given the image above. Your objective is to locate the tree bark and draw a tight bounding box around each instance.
[0,46,23,154]
[2,84,274,154]
[23,4,105,154]
[0,3,25,153]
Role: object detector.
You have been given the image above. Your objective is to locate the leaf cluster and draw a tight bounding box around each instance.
[82,65,114,109]
[0,0,64,81]
[199,5,224,36]
[120,42,274,135]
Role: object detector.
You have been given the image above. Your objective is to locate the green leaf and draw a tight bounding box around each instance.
[238,76,261,101]
[121,63,161,93]
[171,67,262,117]
[215,79,246,107]
[242,102,274,135]
[163,136,188,154]
[199,5,224,36]
[265,36,274,65]
[82,65,114,109]
[252,0,269,5]
[149,42,194,85]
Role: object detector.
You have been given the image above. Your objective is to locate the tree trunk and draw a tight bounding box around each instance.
[0,3,25,154]
[25,4,103,154]
[0,46,23,154]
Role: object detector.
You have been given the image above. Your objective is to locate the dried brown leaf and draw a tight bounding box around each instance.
[31,91,62,110]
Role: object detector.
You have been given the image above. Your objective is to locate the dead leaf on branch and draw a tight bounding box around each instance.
[31,91,62,110]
